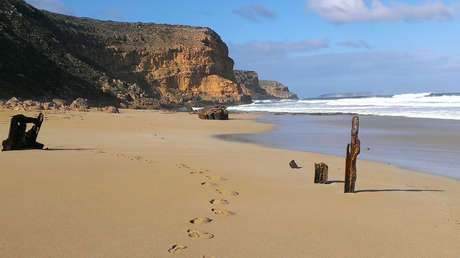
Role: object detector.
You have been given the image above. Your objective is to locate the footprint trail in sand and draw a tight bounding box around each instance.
[190,217,213,224]
[168,244,187,254]
[209,198,230,205]
[205,175,227,181]
[216,188,239,197]
[201,181,219,187]
[187,229,215,239]
[171,163,241,255]
[211,208,235,216]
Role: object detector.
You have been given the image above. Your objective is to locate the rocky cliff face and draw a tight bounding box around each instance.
[233,70,298,100]
[259,80,298,99]
[233,70,269,99]
[0,0,251,107]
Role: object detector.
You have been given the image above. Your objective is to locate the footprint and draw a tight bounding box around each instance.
[206,175,227,181]
[187,229,214,239]
[176,163,190,169]
[130,155,143,161]
[201,181,218,187]
[114,153,127,158]
[216,188,239,197]
[168,244,187,254]
[190,217,213,224]
[190,169,205,175]
[211,208,235,216]
[209,198,229,205]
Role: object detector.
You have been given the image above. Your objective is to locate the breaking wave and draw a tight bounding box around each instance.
[228,93,460,120]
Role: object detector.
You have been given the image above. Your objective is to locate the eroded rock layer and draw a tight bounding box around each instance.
[259,80,298,99]
[0,0,251,107]
[233,70,298,100]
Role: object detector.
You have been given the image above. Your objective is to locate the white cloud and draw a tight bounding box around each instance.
[337,40,371,49]
[229,39,328,63]
[231,49,460,97]
[233,4,277,22]
[306,0,456,23]
[27,0,72,15]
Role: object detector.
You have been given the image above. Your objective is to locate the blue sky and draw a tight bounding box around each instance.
[27,0,460,98]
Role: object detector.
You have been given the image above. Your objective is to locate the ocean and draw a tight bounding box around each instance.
[228,92,460,120]
[225,93,460,179]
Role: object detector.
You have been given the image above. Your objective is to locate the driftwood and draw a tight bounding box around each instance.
[289,160,300,169]
[2,113,44,151]
[314,162,328,184]
[344,116,360,193]
[198,106,228,120]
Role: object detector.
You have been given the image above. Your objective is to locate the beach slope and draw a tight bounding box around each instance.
[0,110,458,257]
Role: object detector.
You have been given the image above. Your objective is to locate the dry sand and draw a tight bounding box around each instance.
[0,110,458,258]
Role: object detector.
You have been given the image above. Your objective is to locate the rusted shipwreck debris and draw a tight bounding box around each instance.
[198,106,229,120]
[344,116,360,193]
[2,113,44,151]
[289,160,301,169]
[314,162,328,184]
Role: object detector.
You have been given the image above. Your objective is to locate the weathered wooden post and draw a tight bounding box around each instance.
[344,116,360,193]
[314,162,328,184]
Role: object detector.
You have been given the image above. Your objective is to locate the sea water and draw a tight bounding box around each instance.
[225,93,460,179]
[228,92,460,120]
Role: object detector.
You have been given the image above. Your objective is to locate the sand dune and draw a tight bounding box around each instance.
[0,110,458,257]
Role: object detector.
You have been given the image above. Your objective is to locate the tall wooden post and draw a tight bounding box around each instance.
[344,116,360,193]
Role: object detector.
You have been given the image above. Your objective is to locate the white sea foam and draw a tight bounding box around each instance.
[228,93,460,120]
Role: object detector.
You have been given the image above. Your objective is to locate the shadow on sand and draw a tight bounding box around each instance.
[44,148,94,151]
[355,189,444,193]
[326,180,344,184]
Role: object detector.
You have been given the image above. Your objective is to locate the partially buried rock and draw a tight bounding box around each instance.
[5,97,20,108]
[52,98,67,108]
[103,106,119,113]
[289,160,301,169]
[70,98,88,112]
[42,102,54,110]
[198,106,228,120]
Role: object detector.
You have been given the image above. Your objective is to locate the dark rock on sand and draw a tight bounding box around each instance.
[70,98,89,112]
[198,106,229,120]
[289,160,301,169]
[102,106,119,113]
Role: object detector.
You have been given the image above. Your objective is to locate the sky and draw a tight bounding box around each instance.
[26,0,460,98]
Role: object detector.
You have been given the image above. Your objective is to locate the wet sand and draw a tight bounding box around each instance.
[0,110,458,257]
[220,114,460,179]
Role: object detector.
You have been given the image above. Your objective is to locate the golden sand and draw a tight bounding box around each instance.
[0,110,458,257]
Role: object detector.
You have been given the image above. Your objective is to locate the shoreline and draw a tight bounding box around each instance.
[216,132,460,181]
[220,112,460,180]
[0,110,458,257]
[230,110,460,122]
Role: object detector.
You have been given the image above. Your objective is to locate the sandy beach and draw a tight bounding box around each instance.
[0,110,458,258]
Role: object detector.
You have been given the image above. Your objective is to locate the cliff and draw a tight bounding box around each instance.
[259,80,298,99]
[233,70,298,100]
[0,0,251,107]
[233,70,269,99]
